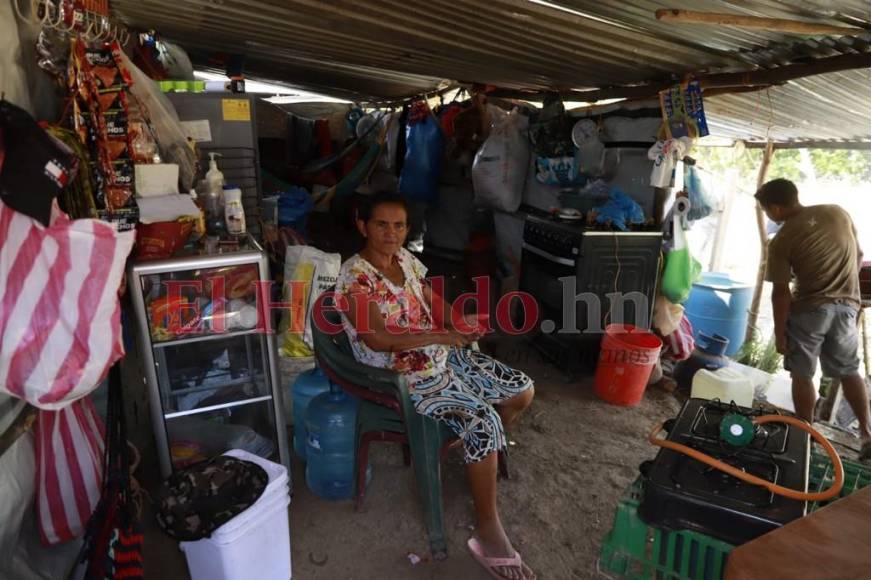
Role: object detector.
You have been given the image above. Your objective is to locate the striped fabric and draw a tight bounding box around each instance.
[662,315,695,362]
[0,199,135,410]
[35,397,105,545]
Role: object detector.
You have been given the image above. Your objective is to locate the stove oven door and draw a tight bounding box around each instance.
[518,242,575,329]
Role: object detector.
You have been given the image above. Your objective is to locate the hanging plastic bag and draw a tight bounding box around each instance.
[35,397,105,545]
[661,214,701,304]
[472,109,530,212]
[277,186,314,232]
[684,163,718,221]
[280,246,341,357]
[648,137,692,188]
[399,102,444,205]
[118,51,197,192]
[0,199,135,409]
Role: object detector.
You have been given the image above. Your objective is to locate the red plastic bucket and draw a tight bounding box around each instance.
[594,324,663,406]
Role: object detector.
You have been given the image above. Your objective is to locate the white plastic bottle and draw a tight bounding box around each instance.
[204,152,225,231]
[205,152,225,196]
[223,186,246,236]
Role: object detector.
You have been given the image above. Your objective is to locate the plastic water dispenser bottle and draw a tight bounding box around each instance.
[291,368,331,460]
[305,383,367,500]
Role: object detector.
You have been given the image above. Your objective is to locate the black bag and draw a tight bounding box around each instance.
[0,99,76,226]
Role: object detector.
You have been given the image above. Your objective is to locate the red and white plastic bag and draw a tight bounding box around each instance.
[0,198,135,409]
[35,397,105,545]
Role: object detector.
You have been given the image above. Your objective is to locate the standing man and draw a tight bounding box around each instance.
[757,178,870,462]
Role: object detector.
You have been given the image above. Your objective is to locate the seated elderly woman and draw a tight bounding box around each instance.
[336,192,536,580]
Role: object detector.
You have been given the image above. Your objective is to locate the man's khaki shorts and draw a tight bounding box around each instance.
[785,302,861,379]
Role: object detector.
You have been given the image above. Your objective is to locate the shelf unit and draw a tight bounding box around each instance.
[129,237,288,478]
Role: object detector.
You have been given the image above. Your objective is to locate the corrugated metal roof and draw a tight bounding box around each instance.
[705,68,871,143]
[111,0,871,143]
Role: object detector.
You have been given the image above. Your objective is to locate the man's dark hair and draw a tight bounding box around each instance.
[358,191,408,223]
[755,178,799,207]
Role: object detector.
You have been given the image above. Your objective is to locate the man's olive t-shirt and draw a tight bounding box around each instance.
[765,204,861,312]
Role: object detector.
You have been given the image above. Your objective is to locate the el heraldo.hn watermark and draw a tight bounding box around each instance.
[157,275,651,355]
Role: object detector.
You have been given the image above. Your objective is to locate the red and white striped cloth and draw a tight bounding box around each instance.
[35,397,106,545]
[661,315,695,362]
[0,199,135,409]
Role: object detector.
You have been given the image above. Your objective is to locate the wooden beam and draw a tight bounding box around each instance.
[745,140,871,150]
[655,9,866,36]
[485,51,871,104]
[745,142,775,345]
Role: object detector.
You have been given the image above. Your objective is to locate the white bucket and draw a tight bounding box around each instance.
[180,450,292,580]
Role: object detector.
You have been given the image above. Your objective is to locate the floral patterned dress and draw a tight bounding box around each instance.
[336,248,448,383]
[337,248,533,463]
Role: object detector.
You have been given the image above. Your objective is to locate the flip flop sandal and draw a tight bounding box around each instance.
[467,537,535,580]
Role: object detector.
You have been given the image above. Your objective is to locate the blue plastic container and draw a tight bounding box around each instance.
[305,383,363,500]
[673,332,730,392]
[684,272,753,357]
[292,368,331,460]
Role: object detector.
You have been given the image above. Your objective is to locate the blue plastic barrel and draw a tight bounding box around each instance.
[684,272,754,357]
[292,368,331,460]
[305,383,361,500]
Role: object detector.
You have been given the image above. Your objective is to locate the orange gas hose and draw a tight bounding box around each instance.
[649,414,844,502]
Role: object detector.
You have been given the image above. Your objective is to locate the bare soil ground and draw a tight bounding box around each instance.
[143,335,684,580]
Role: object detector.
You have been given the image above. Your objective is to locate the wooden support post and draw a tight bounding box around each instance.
[655,9,866,36]
[745,142,775,344]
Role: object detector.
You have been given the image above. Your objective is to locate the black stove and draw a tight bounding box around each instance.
[639,398,810,546]
[518,206,662,374]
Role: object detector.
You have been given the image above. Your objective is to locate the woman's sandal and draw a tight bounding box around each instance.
[467,538,535,580]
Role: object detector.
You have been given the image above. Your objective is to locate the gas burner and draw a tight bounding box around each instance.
[639,398,810,545]
[691,400,789,455]
[670,441,780,508]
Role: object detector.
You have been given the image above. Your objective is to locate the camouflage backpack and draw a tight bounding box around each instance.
[156,455,268,541]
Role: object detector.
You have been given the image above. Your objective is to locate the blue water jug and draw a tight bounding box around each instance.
[305,383,369,500]
[684,272,753,356]
[292,368,331,460]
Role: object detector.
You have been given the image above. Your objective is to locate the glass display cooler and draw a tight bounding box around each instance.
[129,237,288,477]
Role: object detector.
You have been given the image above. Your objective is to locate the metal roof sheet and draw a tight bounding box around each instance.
[111,0,871,143]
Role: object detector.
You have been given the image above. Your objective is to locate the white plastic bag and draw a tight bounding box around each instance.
[279,246,340,357]
[648,137,692,188]
[118,51,197,192]
[472,109,530,212]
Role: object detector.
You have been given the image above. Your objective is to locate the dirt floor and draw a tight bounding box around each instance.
[142,334,687,580]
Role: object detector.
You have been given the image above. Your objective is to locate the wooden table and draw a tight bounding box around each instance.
[725,486,871,579]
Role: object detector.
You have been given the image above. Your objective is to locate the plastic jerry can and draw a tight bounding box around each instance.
[691,367,754,408]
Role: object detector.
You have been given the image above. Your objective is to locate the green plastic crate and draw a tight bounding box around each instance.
[599,451,871,580]
[807,450,871,512]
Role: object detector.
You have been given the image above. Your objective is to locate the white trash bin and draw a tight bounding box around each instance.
[180,450,292,580]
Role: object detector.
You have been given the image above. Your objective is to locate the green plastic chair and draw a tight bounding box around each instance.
[310,300,458,559]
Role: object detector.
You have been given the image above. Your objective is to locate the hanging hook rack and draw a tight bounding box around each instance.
[15,0,130,46]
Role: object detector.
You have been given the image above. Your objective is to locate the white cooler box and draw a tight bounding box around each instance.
[180,449,292,580]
